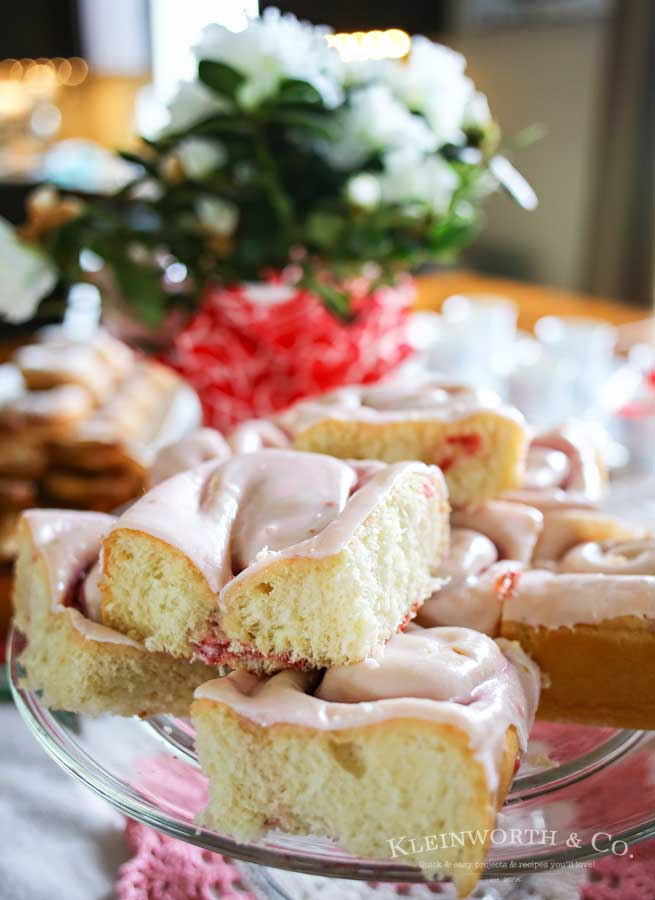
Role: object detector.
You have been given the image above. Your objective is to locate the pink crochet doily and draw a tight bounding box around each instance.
[116,819,254,900]
[116,821,655,900]
[581,842,655,900]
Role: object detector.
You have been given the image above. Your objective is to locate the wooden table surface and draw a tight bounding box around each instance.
[414,270,647,331]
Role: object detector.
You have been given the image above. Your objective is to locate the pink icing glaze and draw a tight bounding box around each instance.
[22,509,113,606]
[228,455,355,572]
[195,626,540,794]
[79,558,104,621]
[4,384,92,421]
[437,528,498,581]
[65,607,142,647]
[39,325,135,381]
[317,624,503,703]
[20,509,140,647]
[15,342,117,404]
[136,381,202,468]
[522,447,570,490]
[533,508,647,563]
[148,428,231,488]
[506,423,604,510]
[416,507,532,635]
[275,378,525,430]
[110,450,444,597]
[532,424,604,497]
[452,500,543,563]
[227,419,291,454]
[76,364,170,439]
[504,488,597,512]
[417,559,522,635]
[67,363,202,469]
[502,569,655,629]
[559,538,655,576]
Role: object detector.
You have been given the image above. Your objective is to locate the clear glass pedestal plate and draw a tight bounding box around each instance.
[8,625,655,898]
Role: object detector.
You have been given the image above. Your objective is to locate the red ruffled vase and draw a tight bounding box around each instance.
[165,276,413,432]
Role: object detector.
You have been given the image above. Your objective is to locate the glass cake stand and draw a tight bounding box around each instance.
[8,624,655,895]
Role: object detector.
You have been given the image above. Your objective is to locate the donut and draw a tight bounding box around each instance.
[0,440,47,480]
[0,476,37,510]
[41,469,143,512]
[0,384,93,438]
[47,360,202,477]
[13,327,135,405]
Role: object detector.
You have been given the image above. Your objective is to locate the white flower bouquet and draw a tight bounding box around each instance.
[1,7,534,326]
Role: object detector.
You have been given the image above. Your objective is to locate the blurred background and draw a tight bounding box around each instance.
[0,0,653,311]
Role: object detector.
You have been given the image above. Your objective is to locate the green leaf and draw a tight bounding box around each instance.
[44,215,89,282]
[275,109,332,137]
[117,150,148,170]
[198,60,244,101]
[306,211,343,248]
[428,216,478,258]
[111,258,167,326]
[277,78,325,108]
[307,279,352,321]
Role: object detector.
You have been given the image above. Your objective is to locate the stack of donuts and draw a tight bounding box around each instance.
[1,326,201,513]
[0,326,201,627]
[11,376,654,897]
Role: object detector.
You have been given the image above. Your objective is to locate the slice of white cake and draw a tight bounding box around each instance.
[13,509,216,717]
[501,537,655,729]
[273,380,528,507]
[192,626,540,897]
[102,449,449,673]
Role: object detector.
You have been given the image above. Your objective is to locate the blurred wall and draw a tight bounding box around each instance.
[583,1,654,307]
[77,0,149,75]
[449,22,610,294]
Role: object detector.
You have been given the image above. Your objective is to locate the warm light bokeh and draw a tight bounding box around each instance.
[326,28,410,62]
[0,57,89,89]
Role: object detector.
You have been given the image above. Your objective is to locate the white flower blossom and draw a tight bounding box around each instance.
[0,218,57,323]
[196,196,239,236]
[342,58,393,88]
[388,36,476,147]
[378,148,459,216]
[164,81,228,134]
[345,173,381,209]
[195,8,343,111]
[318,84,436,170]
[129,178,163,202]
[464,91,492,129]
[176,137,226,179]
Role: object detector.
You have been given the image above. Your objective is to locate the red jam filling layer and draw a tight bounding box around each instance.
[192,636,313,670]
[435,433,483,472]
[494,569,521,599]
